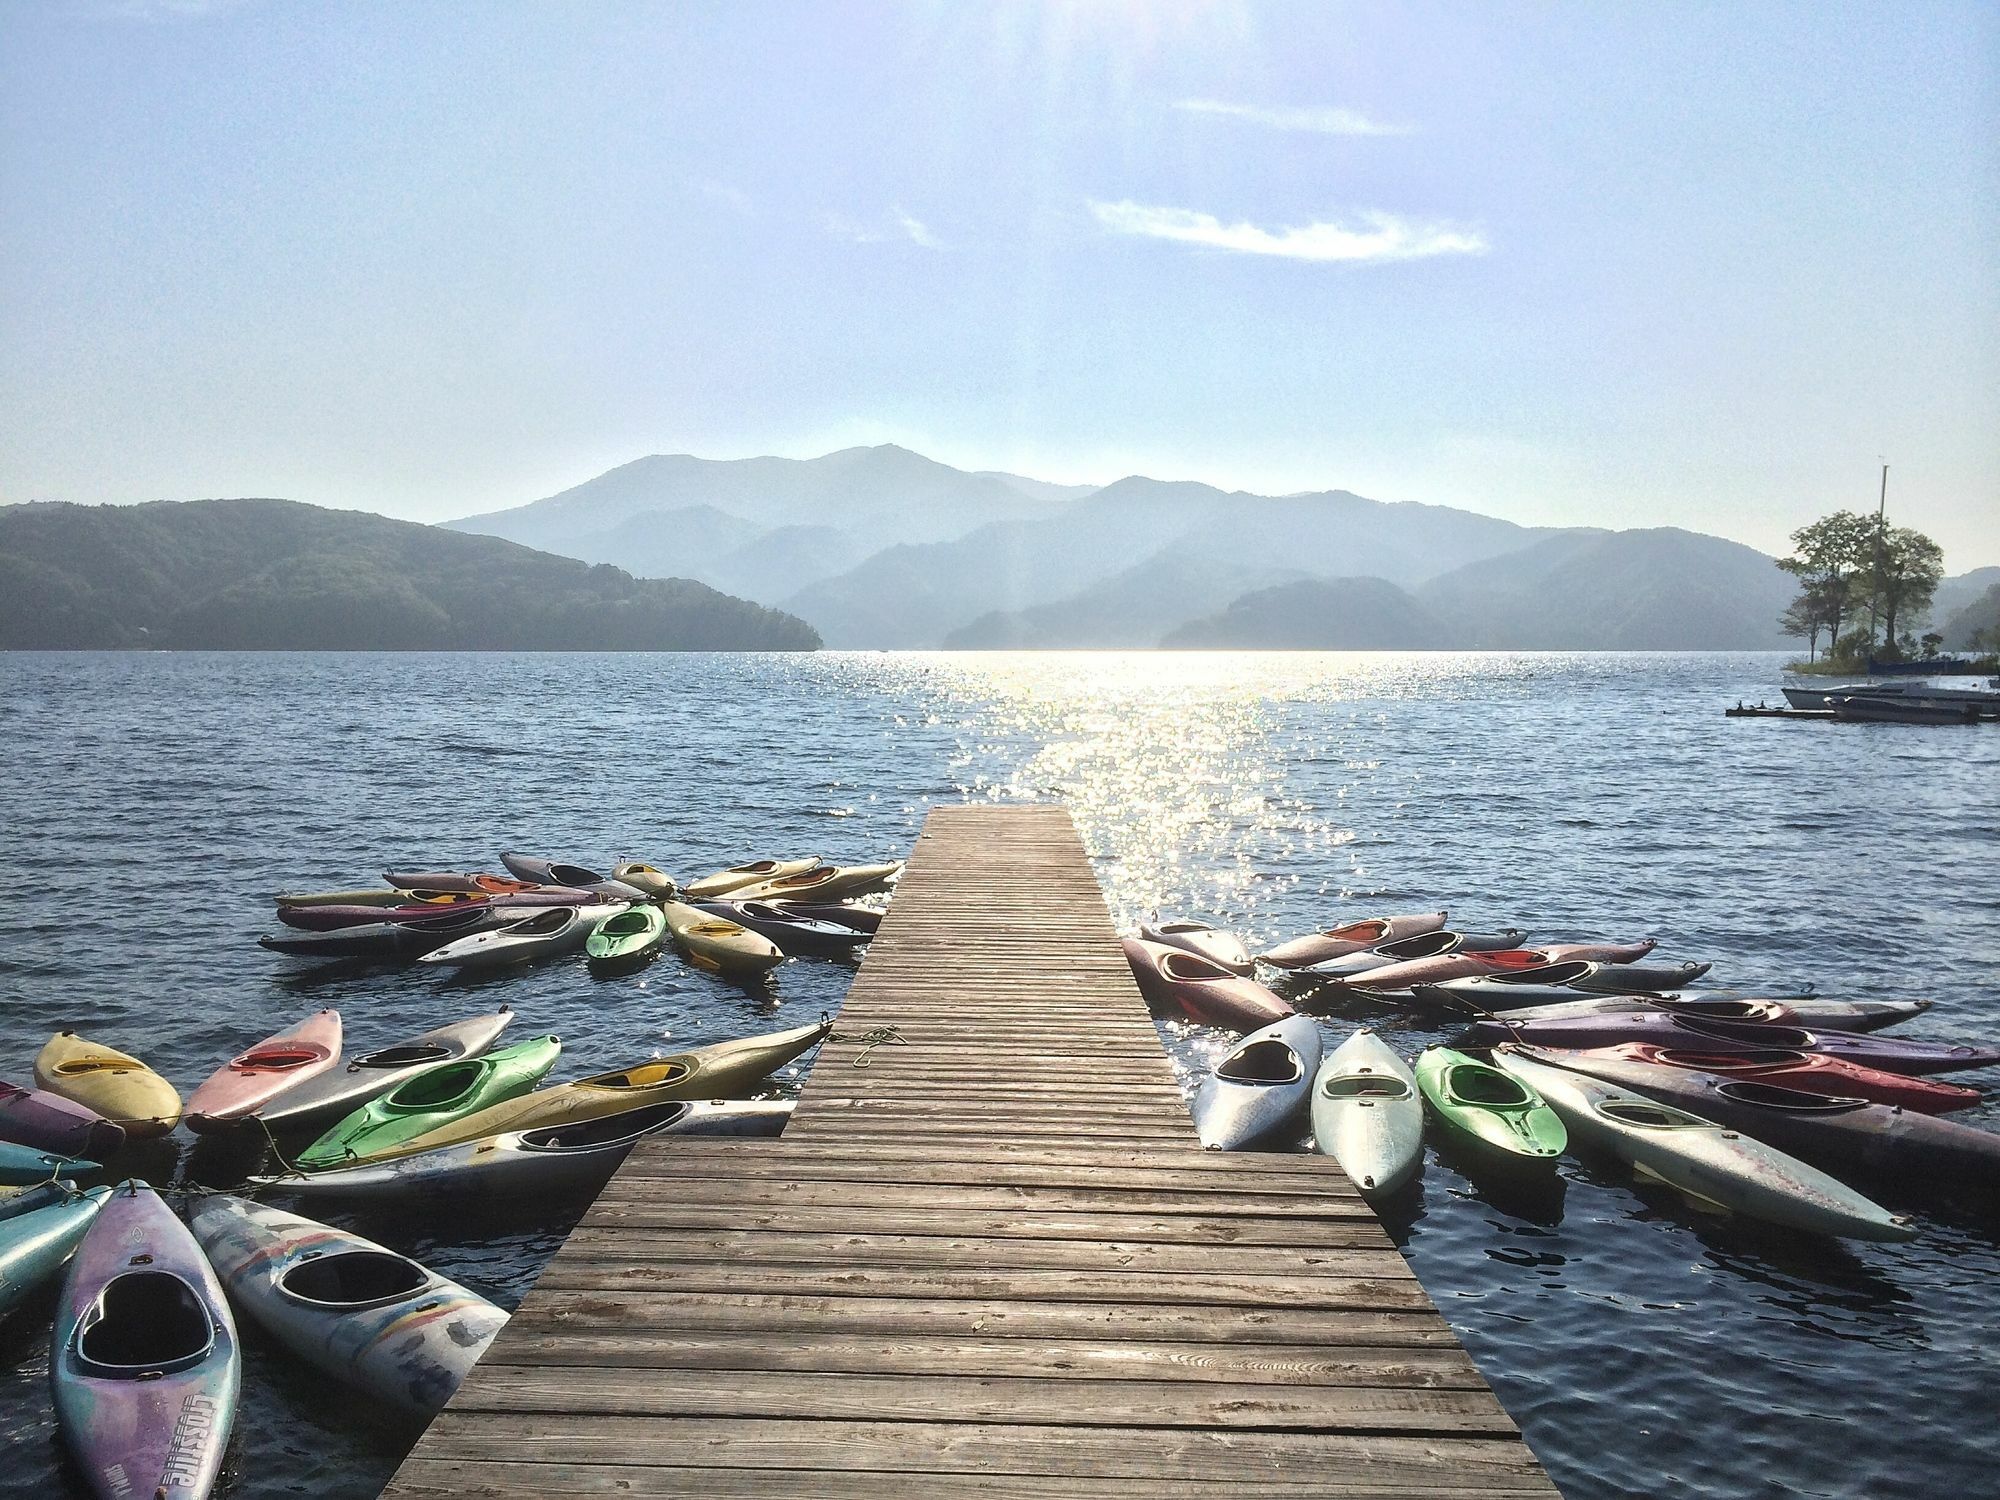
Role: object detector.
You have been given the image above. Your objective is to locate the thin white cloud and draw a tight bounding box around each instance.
[827,208,943,250]
[1175,99,1408,137]
[894,209,942,250]
[1088,200,1487,265]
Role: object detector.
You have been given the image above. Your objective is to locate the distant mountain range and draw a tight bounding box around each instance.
[451,445,1904,650]
[0,499,818,650]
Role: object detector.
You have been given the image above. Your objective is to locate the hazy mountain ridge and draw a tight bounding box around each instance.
[0,499,819,650]
[1164,577,1458,649]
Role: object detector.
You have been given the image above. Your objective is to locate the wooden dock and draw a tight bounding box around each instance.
[386,805,1558,1498]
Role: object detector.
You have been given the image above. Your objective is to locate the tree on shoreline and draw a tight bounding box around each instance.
[1776,510,1946,663]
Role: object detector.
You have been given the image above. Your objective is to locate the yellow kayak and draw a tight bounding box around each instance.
[376,1019,833,1159]
[33,1033,183,1137]
[612,861,680,899]
[661,900,784,973]
[682,858,820,901]
[734,861,903,902]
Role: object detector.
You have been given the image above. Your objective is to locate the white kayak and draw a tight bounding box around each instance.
[1492,1047,1914,1242]
[1310,1030,1424,1199]
[416,902,627,968]
[1138,920,1254,976]
[256,1011,515,1133]
[188,1195,507,1416]
[249,1098,794,1204]
[1190,1016,1322,1151]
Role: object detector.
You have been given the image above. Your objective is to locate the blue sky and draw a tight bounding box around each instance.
[2,1,1994,565]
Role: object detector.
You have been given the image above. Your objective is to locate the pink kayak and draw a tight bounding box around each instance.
[1536,939,1658,964]
[185,1011,343,1134]
[0,1081,126,1159]
[1122,938,1294,1029]
[1341,948,1551,993]
[1259,912,1450,969]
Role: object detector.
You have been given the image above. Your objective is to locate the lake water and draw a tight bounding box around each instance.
[1,650,1996,1499]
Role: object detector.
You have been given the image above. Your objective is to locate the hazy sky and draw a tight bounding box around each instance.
[3,1,1995,565]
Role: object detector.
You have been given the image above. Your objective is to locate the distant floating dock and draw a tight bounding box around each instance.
[1725,705,1837,719]
[385,804,1559,1498]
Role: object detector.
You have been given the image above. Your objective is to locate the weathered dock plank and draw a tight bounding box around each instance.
[385,804,1557,1497]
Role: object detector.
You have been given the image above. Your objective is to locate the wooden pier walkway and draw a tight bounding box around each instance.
[386,805,1558,1498]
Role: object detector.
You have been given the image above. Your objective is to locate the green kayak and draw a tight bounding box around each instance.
[295,1034,563,1170]
[1414,1046,1566,1165]
[585,904,668,968]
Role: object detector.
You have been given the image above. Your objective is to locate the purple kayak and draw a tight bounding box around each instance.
[1,1081,126,1160]
[51,1180,239,1500]
[1467,1010,2000,1076]
[277,890,596,931]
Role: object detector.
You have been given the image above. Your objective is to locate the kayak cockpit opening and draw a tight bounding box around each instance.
[1218,1040,1303,1086]
[1486,960,1594,985]
[1716,1081,1869,1112]
[386,1062,482,1111]
[1158,951,1229,982]
[1597,1100,1703,1131]
[1676,1018,1812,1046]
[1321,1074,1413,1101]
[607,1061,693,1089]
[521,1101,692,1151]
[547,863,606,886]
[357,1043,451,1069]
[239,1047,322,1071]
[1445,1065,1533,1108]
[1656,1048,1806,1069]
[1377,931,1459,959]
[75,1272,217,1375]
[509,908,577,935]
[281,1250,429,1309]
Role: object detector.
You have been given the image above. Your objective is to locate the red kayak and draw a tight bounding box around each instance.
[1342,948,1550,992]
[1536,939,1658,964]
[1259,912,1449,969]
[185,1010,344,1132]
[1122,938,1293,1029]
[1552,1042,1983,1115]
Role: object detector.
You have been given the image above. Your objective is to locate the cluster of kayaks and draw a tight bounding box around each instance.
[262,851,899,975]
[1140,909,1999,1246]
[2,1004,832,1499]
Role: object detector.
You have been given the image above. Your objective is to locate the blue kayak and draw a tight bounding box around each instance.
[0,1185,111,1320]
[0,1140,96,1186]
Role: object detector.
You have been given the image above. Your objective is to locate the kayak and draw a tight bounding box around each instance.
[661,900,785,974]
[1491,1048,1913,1241]
[1139,921,1255,976]
[1311,1030,1423,1199]
[1567,960,1714,993]
[498,852,648,900]
[683,857,821,900]
[1538,1042,1981,1114]
[32,1035,182,1139]
[767,900,883,936]
[1535,939,1659,964]
[52,1181,239,1500]
[184,1010,343,1133]
[1303,930,1532,979]
[275,888,428,909]
[277,897,496,930]
[612,861,680,898]
[732,861,904,902]
[378,1019,834,1159]
[256,1011,516,1134]
[251,1099,794,1204]
[0,1141,96,1185]
[1415,985,1928,1032]
[2,1180,86,1223]
[694,900,870,959]
[1405,961,1601,1007]
[0,1185,111,1320]
[1463,1011,2000,1075]
[1517,1047,2000,1185]
[295,1035,563,1170]
[258,904,521,960]
[188,1196,506,1417]
[1191,1017,1322,1150]
[381,871,547,895]
[1414,1046,1566,1165]
[1259,912,1450,970]
[1122,937,1295,1030]
[586,905,670,968]
[0,1081,126,1159]
[1340,949,1552,993]
[416,902,630,969]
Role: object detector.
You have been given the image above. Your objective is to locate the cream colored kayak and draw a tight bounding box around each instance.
[733,861,903,902]
[373,1019,833,1159]
[682,858,820,900]
[661,900,784,974]
[612,861,680,898]
[32,1034,182,1138]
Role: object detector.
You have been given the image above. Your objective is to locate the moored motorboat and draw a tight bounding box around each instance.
[416,902,628,969]
[1191,1017,1322,1150]
[185,1010,343,1133]
[695,900,871,958]
[251,1099,794,1203]
[1492,1048,1912,1241]
[682,857,822,900]
[1139,921,1255,976]
[1831,695,1980,724]
[256,1011,515,1134]
[52,1180,239,1500]
[1464,1011,2000,1075]
[32,1034,182,1139]
[1258,912,1450,970]
[1533,1042,1981,1114]
[1310,1030,1423,1199]
[0,1185,111,1320]
[661,900,786,973]
[585,904,670,968]
[1122,937,1294,1029]
[296,1035,563,1170]
[0,1081,126,1159]
[188,1196,507,1417]
[1414,1047,1565,1165]
[0,1141,97,1185]
[498,852,649,900]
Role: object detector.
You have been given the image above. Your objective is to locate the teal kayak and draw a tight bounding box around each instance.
[1414,1046,1567,1165]
[295,1035,562,1171]
[0,1141,96,1186]
[0,1184,111,1320]
[585,904,669,968]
